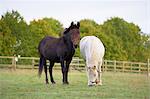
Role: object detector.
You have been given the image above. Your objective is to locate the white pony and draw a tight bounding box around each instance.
[80,36,105,86]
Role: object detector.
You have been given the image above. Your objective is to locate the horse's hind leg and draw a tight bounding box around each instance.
[38,56,44,77]
[49,61,56,84]
[60,57,67,84]
[44,60,49,84]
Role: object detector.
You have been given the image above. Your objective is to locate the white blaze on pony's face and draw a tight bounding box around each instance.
[87,66,98,86]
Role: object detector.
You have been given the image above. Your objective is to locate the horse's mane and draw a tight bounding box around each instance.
[63,21,80,35]
[63,28,70,34]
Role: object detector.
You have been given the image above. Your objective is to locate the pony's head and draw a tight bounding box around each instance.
[87,65,98,86]
[63,21,80,48]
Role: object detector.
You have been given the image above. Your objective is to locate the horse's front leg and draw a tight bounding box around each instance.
[65,59,72,84]
[49,61,56,84]
[60,58,68,84]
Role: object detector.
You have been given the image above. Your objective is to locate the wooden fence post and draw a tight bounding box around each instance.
[77,57,80,70]
[148,59,150,76]
[32,58,35,69]
[104,60,107,72]
[12,56,16,70]
[130,62,132,72]
[139,63,141,74]
[122,61,124,72]
[114,60,116,72]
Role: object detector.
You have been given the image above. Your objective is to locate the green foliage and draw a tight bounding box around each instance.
[0,11,63,57]
[0,18,16,56]
[80,19,100,37]
[101,17,150,61]
[79,17,150,62]
[0,10,149,61]
[29,18,63,56]
[0,10,30,56]
[30,18,63,38]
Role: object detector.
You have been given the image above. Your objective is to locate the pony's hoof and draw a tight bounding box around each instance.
[95,80,100,84]
[96,82,102,86]
[95,79,102,86]
[88,84,95,87]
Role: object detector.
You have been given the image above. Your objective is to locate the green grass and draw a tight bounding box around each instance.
[0,69,149,99]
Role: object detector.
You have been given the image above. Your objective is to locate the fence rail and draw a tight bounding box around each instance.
[0,56,149,75]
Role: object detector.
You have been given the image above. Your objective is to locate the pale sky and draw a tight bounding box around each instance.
[0,0,150,34]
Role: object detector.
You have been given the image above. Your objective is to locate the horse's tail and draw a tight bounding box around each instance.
[38,56,44,77]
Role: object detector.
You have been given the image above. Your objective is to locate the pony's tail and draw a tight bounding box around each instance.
[38,57,44,78]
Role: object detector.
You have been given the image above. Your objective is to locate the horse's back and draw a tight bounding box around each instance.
[38,36,62,58]
[80,36,105,60]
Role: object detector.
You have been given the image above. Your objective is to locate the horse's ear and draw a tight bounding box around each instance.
[77,22,80,28]
[71,22,74,26]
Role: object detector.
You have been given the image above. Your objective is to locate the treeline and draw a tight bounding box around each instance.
[0,10,150,62]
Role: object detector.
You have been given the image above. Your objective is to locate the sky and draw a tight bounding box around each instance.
[0,0,150,34]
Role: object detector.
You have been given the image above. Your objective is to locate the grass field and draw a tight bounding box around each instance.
[0,69,149,99]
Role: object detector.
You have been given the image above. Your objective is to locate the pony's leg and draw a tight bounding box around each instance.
[49,61,56,84]
[86,58,93,86]
[44,60,49,84]
[97,61,102,86]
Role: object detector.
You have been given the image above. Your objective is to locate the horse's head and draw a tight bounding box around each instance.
[63,21,80,48]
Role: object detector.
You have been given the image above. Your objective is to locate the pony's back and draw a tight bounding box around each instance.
[80,36,105,61]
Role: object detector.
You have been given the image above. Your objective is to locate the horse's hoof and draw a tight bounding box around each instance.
[63,82,69,85]
[52,81,56,84]
[46,82,49,84]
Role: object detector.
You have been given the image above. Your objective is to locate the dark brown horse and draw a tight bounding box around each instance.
[38,22,80,84]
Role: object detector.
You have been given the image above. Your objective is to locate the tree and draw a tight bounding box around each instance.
[80,19,100,37]
[29,18,63,56]
[1,10,29,56]
[0,19,16,55]
[79,17,150,62]
[139,34,150,62]
[79,19,111,59]
[101,17,149,61]
[1,10,149,62]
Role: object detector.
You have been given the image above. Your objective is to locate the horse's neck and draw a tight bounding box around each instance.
[66,41,74,51]
[62,36,74,51]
